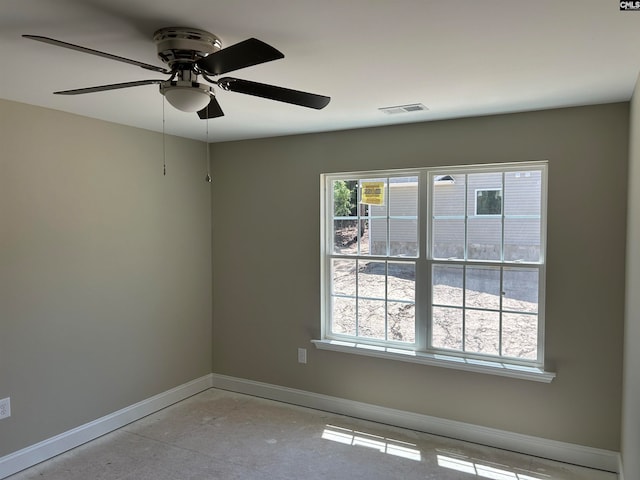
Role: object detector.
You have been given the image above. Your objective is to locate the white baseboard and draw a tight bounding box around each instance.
[210,373,620,474]
[1,373,620,477]
[0,374,213,480]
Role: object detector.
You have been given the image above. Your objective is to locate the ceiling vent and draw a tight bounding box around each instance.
[379,103,428,115]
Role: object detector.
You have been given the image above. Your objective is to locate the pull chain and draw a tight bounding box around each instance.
[205,104,212,183]
[162,95,167,176]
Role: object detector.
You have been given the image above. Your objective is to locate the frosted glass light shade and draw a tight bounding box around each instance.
[163,86,210,112]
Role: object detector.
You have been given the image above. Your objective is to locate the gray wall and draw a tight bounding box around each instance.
[0,98,629,460]
[622,77,640,479]
[210,103,628,450]
[0,99,212,457]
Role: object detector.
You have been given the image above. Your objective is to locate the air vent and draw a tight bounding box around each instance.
[379,103,428,115]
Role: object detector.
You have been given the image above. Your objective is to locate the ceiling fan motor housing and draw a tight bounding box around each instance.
[153,27,221,68]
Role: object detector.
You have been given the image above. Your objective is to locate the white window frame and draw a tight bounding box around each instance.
[315,161,554,382]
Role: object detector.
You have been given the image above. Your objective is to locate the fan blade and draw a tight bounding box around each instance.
[54,80,163,95]
[218,77,330,109]
[197,97,225,119]
[196,38,283,75]
[23,35,171,74]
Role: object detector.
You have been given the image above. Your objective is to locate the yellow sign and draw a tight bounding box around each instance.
[361,182,385,205]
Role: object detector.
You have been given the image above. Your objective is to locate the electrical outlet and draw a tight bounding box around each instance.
[297,348,307,364]
[0,398,10,420]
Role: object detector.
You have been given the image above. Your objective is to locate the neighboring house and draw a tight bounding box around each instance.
[369,172,542,261]
[369,178,418,256]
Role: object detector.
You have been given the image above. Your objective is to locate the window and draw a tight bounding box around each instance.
[320,162,548,374]
[329,176,418,343]
[475,189,502,215]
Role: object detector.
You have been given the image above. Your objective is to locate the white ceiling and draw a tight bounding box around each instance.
[1,0,639,143]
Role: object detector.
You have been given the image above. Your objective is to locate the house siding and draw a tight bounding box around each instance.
[368,171,542,261]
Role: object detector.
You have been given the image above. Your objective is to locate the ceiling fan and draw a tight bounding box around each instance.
[23,27,331,118]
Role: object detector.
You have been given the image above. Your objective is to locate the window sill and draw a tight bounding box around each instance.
[311,340,556,383]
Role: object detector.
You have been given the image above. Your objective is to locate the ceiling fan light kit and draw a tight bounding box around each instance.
[156,67,212,112]
[23,26,330,118]
[161,81,212,112]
